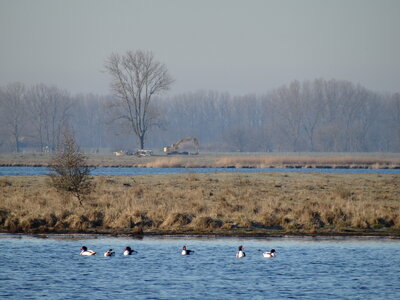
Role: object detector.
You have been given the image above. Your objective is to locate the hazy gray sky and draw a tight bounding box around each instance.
[1,0,399,96]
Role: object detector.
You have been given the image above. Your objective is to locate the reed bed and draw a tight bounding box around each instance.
[1,172,399,236]
[214,155,400,169]
[1,153,400,168]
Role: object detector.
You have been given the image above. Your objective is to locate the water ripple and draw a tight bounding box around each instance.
[0,236,399,299]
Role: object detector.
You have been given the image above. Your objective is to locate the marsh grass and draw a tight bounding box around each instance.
[214,155,400,169]
[1,173,399,235]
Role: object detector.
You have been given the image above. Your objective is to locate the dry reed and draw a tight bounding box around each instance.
[0,172,399,235]
[1,153,400,169]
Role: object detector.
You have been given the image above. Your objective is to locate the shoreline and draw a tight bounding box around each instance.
[1,153,400,169]
[2,231,400,239]
[1,164,400,170]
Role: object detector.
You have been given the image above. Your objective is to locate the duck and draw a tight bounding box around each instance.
[236,245,246,258]
[263,249,276,258]
[104,249,115,257]
[80,246,96,256]
[123,246,136,256]
[181,246,194,255]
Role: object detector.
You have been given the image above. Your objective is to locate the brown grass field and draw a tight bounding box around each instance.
[1,172,399,236]
[1,152,400,168]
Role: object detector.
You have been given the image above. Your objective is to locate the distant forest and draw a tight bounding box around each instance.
[0,78,399,153]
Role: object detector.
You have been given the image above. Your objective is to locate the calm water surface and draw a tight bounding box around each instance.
[1,166,400,176]
[0,235,399,299]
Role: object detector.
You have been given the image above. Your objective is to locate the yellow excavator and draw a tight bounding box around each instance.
[164,136,200,155]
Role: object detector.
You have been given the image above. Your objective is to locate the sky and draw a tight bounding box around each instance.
[0,0,399,96]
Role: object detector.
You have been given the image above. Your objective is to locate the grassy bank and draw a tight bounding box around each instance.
[1,152,400,169]
[1,172,399,236]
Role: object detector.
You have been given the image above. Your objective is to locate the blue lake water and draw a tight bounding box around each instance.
[1,166,400,176]
[0,235,399,299]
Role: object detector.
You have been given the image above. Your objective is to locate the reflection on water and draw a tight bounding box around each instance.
[0,235,399,299]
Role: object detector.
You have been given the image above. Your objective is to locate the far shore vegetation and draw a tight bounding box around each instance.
[1,172,399,236]
[1,152,400,169]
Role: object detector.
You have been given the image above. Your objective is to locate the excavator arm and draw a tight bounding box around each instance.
[164,136,199,154]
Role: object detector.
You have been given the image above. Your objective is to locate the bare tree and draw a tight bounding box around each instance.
[2,78,397,153]
[388,93,400,150]
[0,83,27,152]
[105,50,174,149]
[28,84,73,152]
[301,79,327,151]
[272,81,305,151]
[71,93,108,152]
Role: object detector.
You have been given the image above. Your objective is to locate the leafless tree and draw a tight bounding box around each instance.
[70,93,109,152]
[104,50,174,149]
[388,93,400,150]
[28,84,73,152]
[48,130,92,206]
[0,82,27,152]
[1,78,398,153]
[272,81,305,151]
[301,79,327,151]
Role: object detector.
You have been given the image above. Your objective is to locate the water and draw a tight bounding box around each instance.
[1,166,400,176]
[1,235,399,299]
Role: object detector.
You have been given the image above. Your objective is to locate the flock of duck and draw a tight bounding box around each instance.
[80,245,276,258]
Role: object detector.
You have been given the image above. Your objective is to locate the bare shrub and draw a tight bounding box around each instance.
[48,132,93,205]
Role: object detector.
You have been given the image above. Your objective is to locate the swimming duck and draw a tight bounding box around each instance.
[236,245,246,258]
[123,246,136,256]
[181,246,194,255]
[80,246,96,256]
[104,249,115,257]
[263,249,276,258]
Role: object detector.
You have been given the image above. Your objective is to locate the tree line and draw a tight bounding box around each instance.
[1,78,399,153]
[0,49,399,154]
[155,81,400,152]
